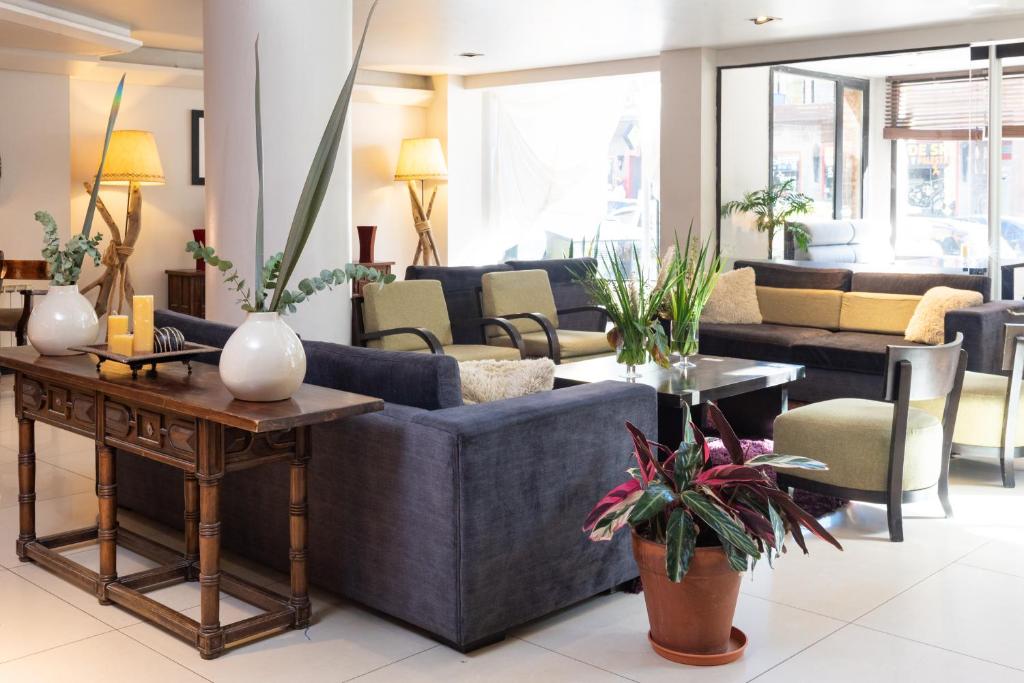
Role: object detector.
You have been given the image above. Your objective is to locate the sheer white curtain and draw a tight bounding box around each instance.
[477,77,630,262]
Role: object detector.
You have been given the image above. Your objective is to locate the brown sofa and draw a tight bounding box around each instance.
[700,261,1021,402]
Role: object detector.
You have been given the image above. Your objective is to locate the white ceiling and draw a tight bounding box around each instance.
[7,0,1024,77]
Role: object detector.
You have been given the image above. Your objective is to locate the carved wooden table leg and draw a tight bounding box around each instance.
[16,417,36,561]
[97,444,118,603]
[197,421,224,659]
[184,472,199,580]
[289,426,312,628]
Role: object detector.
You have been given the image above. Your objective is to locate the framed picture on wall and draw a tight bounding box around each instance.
[191,109,205,185]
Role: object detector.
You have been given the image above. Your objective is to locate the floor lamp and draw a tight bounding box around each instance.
[394,137,447,266]
[80,130,165,317]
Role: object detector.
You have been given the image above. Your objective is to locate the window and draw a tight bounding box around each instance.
[477,73,661,274]
[769,67,868,220]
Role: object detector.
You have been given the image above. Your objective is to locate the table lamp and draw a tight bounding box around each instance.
[80,130,165,317]
[394,137,447,266]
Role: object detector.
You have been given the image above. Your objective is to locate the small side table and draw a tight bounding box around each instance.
[166,269,205,319]
[352,262,395,295]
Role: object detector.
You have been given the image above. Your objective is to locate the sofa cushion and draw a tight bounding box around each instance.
[851,271,990,301]
[699,323,831,363]
[756,287,844,330]
[419,344,521,362]
[481,269,559,335]
[458,358,555,404]
[793,332,922,374]
[702,267,762,324]
[363,280,455,351]
[493,328,611,359]
[904,286,984,345]
[840,292,922,335]
[734,260,852,291]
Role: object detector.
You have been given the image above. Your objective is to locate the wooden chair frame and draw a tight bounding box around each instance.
[778,334,967,542]
[475,284,610,364]
[949,323,1024,488]
[0,254,49,346]
[351,295,526,359]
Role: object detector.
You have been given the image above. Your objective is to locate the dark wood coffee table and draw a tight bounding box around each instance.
[0,346,383,659]
[554,354,805,445]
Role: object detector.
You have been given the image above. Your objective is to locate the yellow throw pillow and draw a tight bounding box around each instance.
[840,292,922,335]
[701,267,762,324]
[904,286,983,345]
[756,287,844,330]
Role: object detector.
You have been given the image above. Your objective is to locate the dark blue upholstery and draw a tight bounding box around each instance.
[119,312,657,650]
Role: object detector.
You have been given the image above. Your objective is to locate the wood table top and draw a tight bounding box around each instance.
[553,354,805,407]
[0,346,383,433]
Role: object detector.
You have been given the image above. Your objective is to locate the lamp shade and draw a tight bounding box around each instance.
[100,130,165,185]
[394,137,448,181]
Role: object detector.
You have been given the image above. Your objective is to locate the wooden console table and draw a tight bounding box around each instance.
[0,346,382,659]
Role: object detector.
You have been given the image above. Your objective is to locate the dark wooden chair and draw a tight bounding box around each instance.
[773,333,967,542]
[0,252,49,346]
[351,280,526,361]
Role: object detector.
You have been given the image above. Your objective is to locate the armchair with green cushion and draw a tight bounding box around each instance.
[354,279,525,361]
[773,334,967,542]
[480,269,613,364]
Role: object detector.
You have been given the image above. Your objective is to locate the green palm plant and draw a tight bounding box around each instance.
[720,179,813,260]
[188,0,393,314]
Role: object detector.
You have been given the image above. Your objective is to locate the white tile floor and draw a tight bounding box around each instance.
[0,376,1022,682]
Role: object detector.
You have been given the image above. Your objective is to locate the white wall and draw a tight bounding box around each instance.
[719,67,771,261]
[351,100,427,276]
[70,79,203,313]
[0,70,70,259]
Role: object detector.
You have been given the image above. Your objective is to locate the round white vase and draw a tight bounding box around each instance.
[219,312,306,401]
[27,284,100,356]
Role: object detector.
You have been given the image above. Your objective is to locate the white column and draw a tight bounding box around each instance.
[203,0,353,343]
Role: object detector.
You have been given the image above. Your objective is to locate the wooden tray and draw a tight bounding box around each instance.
[69,342,221,379]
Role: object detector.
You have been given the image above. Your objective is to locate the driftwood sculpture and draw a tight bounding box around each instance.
[406,180,442,266]
[79,180,140,317]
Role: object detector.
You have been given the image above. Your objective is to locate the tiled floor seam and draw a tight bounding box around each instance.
[513,635,641,682]
[852,623,1024,673]
[116,624,216,682]
[954,560,1024,581]
[0,630,112,667]
[738,589,854,623]
[744,621,852,682]
[341,644,441,681]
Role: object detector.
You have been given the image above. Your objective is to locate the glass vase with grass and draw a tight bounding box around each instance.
[664,227,722,370]
[577,245,679,379]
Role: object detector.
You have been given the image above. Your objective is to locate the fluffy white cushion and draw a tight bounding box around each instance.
[458,358,555,404]
[904,286,983,345]
[701,267,762,324]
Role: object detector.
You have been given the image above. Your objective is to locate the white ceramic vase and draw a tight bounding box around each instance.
[219,312,306,401]
[27,284,99,356]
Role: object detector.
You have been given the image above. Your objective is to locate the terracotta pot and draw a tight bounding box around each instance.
[631,531,744,664]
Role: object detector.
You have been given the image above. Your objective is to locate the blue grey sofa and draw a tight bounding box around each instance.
[116,310,657,651]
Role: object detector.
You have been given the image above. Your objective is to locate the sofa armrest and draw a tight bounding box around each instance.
[945,300,1024,373]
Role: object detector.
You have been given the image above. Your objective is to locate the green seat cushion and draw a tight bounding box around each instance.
[492,329,611,359]
[774,398,943,492]
[481,270,559,335]
[415,344,521,362]
[917,371,1024,448]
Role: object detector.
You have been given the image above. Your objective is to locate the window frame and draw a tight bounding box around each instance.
[768,65,871,220]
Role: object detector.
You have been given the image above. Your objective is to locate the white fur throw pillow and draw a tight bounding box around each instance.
[701,267,762,324]
[904,286,983,345]
[459,358,556,404]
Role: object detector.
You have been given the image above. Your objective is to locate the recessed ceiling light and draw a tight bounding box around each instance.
[750,16,780,25]
[458,52,484,58]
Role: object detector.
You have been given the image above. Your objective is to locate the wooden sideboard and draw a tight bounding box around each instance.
[0,347,383,659]
[166,269,205,319]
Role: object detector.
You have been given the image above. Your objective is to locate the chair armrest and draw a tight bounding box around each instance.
[557,304,610,327]
[359,327,444,354]
[502,312,561,363]
[454,317,526,358]
[945,300,1024,373]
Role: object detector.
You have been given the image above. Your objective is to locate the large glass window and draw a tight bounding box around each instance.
[477,72,660,274]
[770,67,868,221]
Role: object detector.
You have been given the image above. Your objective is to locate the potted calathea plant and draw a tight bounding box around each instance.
[188,3,392,401]
[584,404,841,665]
[28,75,124,355]
[719,179,813,260]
